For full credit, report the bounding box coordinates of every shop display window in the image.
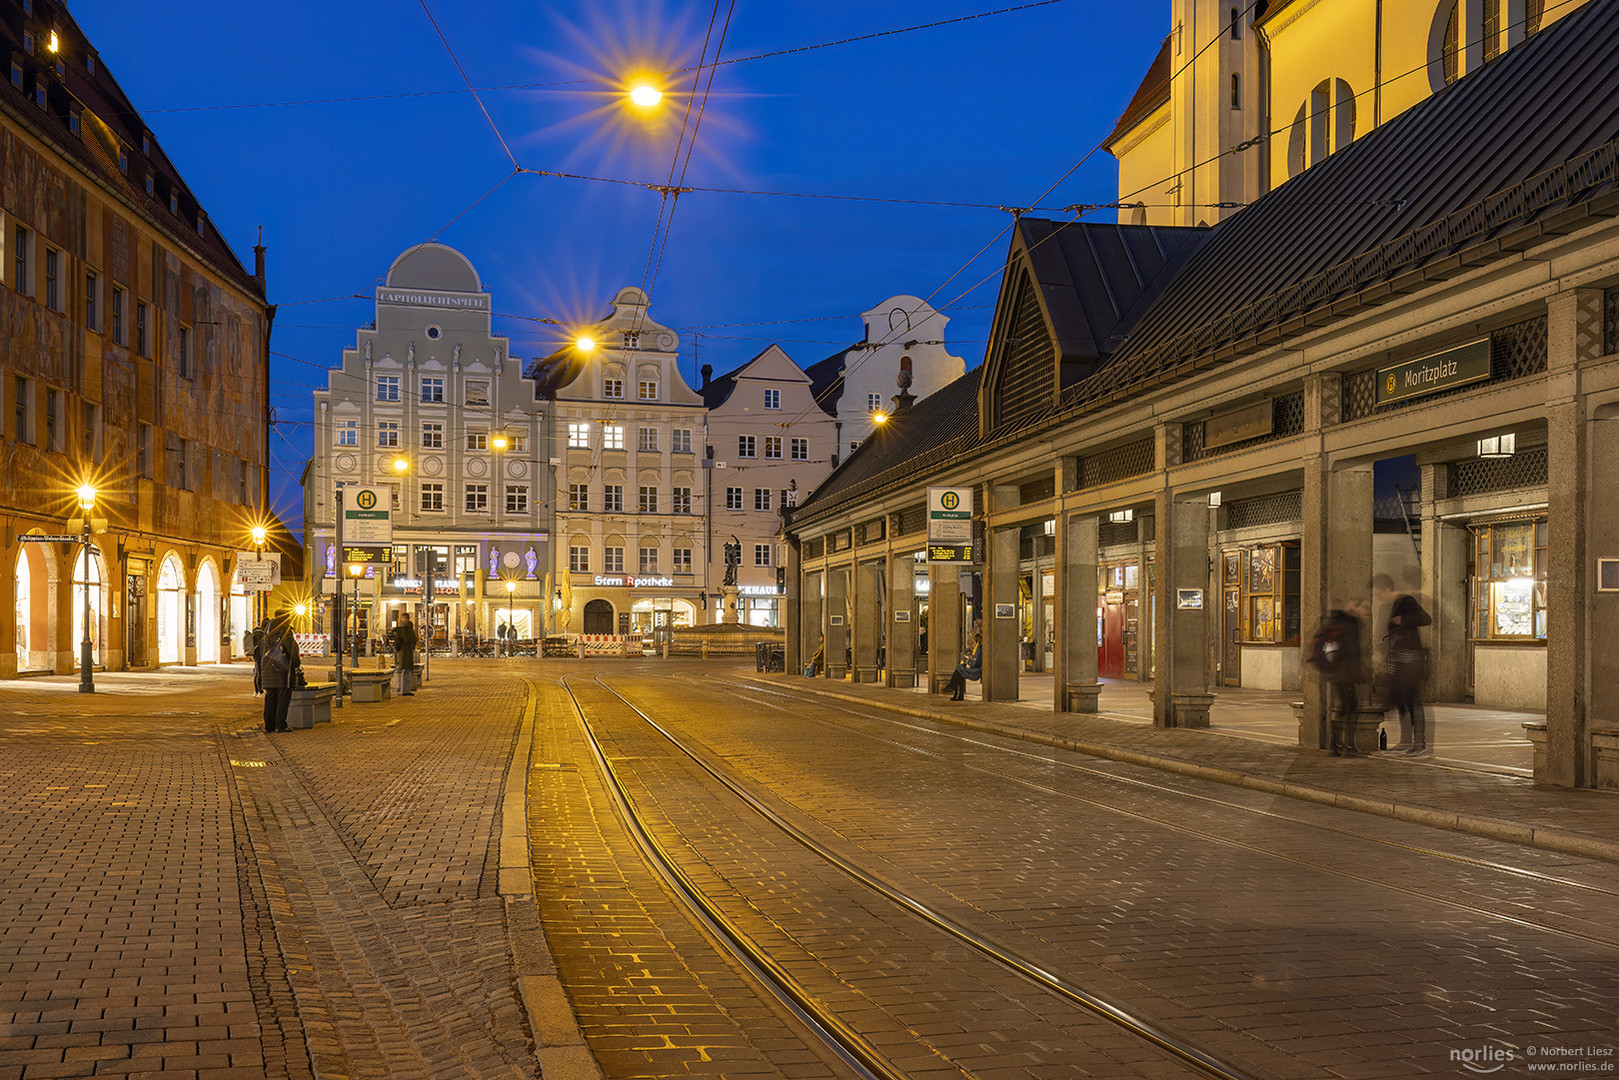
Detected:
[1232,542,1301,643]
[1470,521,1547,640]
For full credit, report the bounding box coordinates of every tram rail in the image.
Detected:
[558,673,1265,1080]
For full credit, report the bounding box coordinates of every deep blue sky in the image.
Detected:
[69,0,1168,524]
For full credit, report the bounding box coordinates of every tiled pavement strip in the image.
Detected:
[734,671,1619,864]
[0,661,598,1080]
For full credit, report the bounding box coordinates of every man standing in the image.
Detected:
[1385,566,1432,755]
[1308,599,1368,756]
[254,610,303,733]
[394,613,419,697]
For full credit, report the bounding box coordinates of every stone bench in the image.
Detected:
[1523,721,1548,779]
[287,683,337,729]
[348,669,393,703]
[1334,707,1387,754]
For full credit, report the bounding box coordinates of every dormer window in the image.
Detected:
[141,132,151,156]
[118,146,128,173]
[23,32,35,54]
[169,191,178,215]
[86,53,96,76]
[68,108,80,135]
[34,82,45,109]
[145,173,154,196]
[10,61,20,89]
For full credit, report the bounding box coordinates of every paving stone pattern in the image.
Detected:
[566,679,1211,1080]
[524,678,846,1080]
[0,664,537,1080]
[605,666,1619,1080]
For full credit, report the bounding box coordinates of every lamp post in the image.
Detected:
[250,524,268,632]
[348,562,364,661]
[76,484,96,694]
[504,579,516,657]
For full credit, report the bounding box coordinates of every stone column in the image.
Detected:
[928,564,962,695]
[887,553,916,687]
[801,568,822,672]
[1152,495,1213,726]
[1420,464,1470,704]
[851,560,881,682]
[983,522,1021,702]
[1543,288,1602,787]
[784,537,802,674]
[824,566,848,679]
[1060,511,1101,712]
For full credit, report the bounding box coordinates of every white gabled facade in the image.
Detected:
[542,287,708,639]
[304,244,553,650]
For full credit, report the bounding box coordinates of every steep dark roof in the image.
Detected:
[1066,0,1619,411]
[803,345,858,413]
[1104,35,1171,152]
[701,366,739,409]
[791,368,985,520]
[1018,218,1211,369]
[794,0,1619,525]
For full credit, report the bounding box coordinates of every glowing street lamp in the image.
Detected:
[250,524,269,630]
[502,579,517,657]
[575,335,596,353]
[628,84,663,109]
[77,484,96,694]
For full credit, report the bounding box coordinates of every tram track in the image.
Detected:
[709,675,1619,952]
[559,673,1266,1080]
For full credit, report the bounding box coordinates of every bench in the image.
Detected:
[349,669,393,703]
[1589,727,1619,789]
[287,683,338,729]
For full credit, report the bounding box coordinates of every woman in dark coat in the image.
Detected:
[943,633,982,701]
[254,611,304,733]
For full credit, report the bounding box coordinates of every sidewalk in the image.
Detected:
[752,669,1619,864]
[0,662,575,1080]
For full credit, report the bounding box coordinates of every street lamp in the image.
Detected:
[250,524,268,630]
[77,484,96,694]
[628,84,662,108]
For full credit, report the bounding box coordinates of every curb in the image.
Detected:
[499,682,603,1080]
[736,675,1619,866]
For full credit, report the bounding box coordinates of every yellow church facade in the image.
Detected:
[1107,0,1586,226]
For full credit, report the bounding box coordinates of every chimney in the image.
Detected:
[700,363,712,390]
[253,226,266,284]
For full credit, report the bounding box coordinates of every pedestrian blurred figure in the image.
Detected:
[806,636,824,677]
[1384,565,1432,755]
[255,609,303,733]
[394,613,419,697]
[943,632,982,702]
[1308,599,1368,756]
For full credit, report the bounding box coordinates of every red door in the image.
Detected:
[1098,602,1125,679]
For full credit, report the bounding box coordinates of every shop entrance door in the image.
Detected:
[127,573,147,668]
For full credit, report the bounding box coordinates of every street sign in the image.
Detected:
[928,486,974,562]
[342,486,393,544]
[20,534,77,543]
[237,553,282,591]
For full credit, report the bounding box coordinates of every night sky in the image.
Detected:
[67,1,1169,525]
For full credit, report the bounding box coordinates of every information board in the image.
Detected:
[928,486,974,562]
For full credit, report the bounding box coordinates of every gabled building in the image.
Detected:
[804,295,965,462]
[700,343,837,626]
[2,0,274,676]
[530,287,706,640]
[305,244,552,650]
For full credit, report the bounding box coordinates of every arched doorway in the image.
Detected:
[157,556,184,664]
[71,544,106,669]
[583,599,615,635]
[14,542,50,673]
[196,560,220,663]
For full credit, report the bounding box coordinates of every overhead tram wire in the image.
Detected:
[771,0,1266,434]
[417,0,521,171]
[139,1,1078,116]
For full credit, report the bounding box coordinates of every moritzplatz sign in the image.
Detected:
[1375,338,1491,407]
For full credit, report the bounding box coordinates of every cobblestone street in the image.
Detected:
[4,660,1617,1079]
